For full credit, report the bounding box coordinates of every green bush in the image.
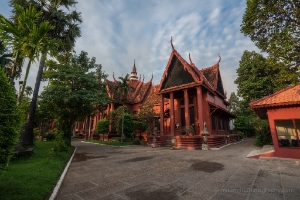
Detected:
[53,132,67,152]
[95,119,109,135]
[0,70,21,171]
[132,138,141,145]
[252,118,272,147]
[118,113,134,138]
[45,133,56,141]
[238,131,246,139]
[109,137,121,142]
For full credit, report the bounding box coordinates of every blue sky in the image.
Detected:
[0,0,260,97]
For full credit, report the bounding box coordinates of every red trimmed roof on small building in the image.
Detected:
[249,84,300,119]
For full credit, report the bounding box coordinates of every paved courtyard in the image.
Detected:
[56,138,300,200]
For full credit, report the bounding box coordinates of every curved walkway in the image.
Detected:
[56,138,300,200]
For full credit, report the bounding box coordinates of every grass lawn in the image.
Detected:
[86,139,137,146]
[0,141,74,200]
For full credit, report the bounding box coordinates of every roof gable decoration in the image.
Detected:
[200,55,226,98]
[157,37,202,92]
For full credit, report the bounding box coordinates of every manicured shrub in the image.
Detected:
[95,119,109,135]
[44,133,56,141]
[0,69,21,170]
[118,113,134,138]
[132,138,141,145]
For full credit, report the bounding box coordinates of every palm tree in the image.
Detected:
[16,5,55,104]
[0,5,54,96]
[116,74,134,143]
[0,41,12,72]
[10,0,82,145]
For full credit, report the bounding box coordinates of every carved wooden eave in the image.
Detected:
[157,39,202,93]
[160,82,202,94]
[200,55,226,99]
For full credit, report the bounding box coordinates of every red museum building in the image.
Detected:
[75,39,239,149]
[250,84,300,159]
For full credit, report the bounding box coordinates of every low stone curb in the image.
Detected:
[81,140,139,148]
[49,146,77,200]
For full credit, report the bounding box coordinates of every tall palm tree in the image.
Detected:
[116,74,134,143]
[0,5,54,95]
[0,41,12,72]
[11,0,82,145]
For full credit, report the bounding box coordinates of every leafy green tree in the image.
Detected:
[0,68,21,171]
[116,74,134,142]
[137,104,157,134]
[95,119,109,135]
[252,117,272,147]
[241,0,300,71]
[107,106,131,132]
[39,51,108,145]
[233,116,255,137]
[10,0,82,146]
[118,113,134,139]
[0,40,12,72]
[235,51,274,103]
[228,92,241,116]
[134,120,147,140]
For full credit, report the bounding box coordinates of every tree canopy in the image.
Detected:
[241,0,300,71]
[39,51,108,145]
[235,50,298,104]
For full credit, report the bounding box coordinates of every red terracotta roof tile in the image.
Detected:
[104,78,152,104]
[142,84,161,105]
[249,84,300,108]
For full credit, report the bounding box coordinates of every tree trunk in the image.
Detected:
[121,104,124,143]
[18,60,31,105]
[22,55,45,146]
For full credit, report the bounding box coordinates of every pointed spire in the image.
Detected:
[189,53,193,65]
[132,59,137,73]
[113,72,116,82]
[170,36,174,50]
[150,73,153,82]
[129,59,138,80]
[218,54,221,63]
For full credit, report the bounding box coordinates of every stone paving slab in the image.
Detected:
[56,138,300,200]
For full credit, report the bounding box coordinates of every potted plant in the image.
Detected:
[95,119,109,140]
[182,126,195,136]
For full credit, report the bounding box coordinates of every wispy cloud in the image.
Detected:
[0,0,261,97]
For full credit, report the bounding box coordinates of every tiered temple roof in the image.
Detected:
[156,37,226,99]
[106,38,228,106]
[104,61,153,104]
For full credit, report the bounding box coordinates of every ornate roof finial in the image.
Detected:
[132,59,137,73]
[129,59,138,80]
[218,54,221,63]
[170,36,174,50]
[113,72,116,82]
[150,73,153,82]
[189,53,193,65]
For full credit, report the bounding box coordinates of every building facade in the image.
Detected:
[75,40,238,149]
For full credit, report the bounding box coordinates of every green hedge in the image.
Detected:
[0,70,21,171]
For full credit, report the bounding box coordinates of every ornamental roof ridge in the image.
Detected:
[157,38,202,92]
[200,55,221,91]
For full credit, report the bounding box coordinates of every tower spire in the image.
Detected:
[129,59,138,80]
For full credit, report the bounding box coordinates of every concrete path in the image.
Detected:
[56,138,300,200]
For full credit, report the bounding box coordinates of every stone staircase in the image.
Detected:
[162,136,175,147]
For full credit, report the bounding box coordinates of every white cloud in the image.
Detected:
[0,0,261,98]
